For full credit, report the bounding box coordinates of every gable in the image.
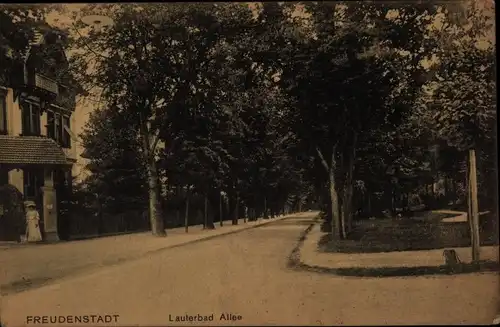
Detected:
[26,30,70,83]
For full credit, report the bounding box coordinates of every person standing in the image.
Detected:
[24,201,42,243]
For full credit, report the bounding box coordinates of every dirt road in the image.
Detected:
[1,212,498,326]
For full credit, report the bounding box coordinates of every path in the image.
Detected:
[434,209,490,223]
[1,212,498,326]
[0,216,287,295]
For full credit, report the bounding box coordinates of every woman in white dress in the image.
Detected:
[25,201,43,243]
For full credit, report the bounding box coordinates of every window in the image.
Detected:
[24,169,43,199]
[21,101,41,136]
[0,92,6,134]
[46,109,71,148]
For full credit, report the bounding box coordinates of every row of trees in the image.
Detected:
[72,2,495,239]
[3,2,493,239]
[70,4,315,235]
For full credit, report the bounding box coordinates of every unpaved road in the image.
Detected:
[1,212,498,326]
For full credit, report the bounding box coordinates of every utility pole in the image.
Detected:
[468,149,480,262]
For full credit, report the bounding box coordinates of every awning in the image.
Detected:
[0,135,71,166]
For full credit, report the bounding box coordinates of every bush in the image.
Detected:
[0,184,24,241]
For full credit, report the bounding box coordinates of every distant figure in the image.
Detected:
[24,201,42,243]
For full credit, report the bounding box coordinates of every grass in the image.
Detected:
[318,211,499,254]
[288,212,500,278]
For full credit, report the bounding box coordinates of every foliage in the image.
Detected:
[66,2,495,239]
[260,2,447,237]
[80,107,147,213]
[1,5,46,81]
[414,2,496,151]
[0,5,68,82]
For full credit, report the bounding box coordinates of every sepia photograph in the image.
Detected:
[0,1,497,325]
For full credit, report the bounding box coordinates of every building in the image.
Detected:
[0,24,78,241]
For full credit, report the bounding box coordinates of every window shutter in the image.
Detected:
[21,102,31,135]
[62,115,71,147]
[0,93,6,134]
[32,106,41,135]
[55,113,61,141]
[47,110,55,139]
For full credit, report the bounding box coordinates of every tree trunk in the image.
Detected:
[450,178,457,202]
[345,137,356,234]
[367,192,371,216]
[204,192,208,229]
[206,191,215,229]
[219,191,223,227]
[391,187,397,216]
[342,181,354,237]
[243,200,247,223]
[316,145,341,239]
[97,198,104,235]
[147,163,166,237]
[232,191,239,225]
[264,197,268,219]
[185,188,190,233]
[338,151,346,238]
[468,149,480,262]
[226,194,230,221]
[329,167,341,240]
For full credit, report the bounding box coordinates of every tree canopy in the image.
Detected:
[67,2,496,237]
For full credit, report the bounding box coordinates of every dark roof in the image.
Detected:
[0,135,70,166]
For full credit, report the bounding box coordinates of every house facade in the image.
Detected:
[0,25,77,241]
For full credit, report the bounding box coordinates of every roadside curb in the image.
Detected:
[288,220,500,278]
[287,217,318,270]
[1,214,297,296]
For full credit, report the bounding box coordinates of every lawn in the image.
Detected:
[319,211,499,253]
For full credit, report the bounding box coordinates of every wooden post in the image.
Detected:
[219,191,223,227]
[469,149,480,262]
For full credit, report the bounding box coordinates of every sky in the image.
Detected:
[42,1,495,182]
